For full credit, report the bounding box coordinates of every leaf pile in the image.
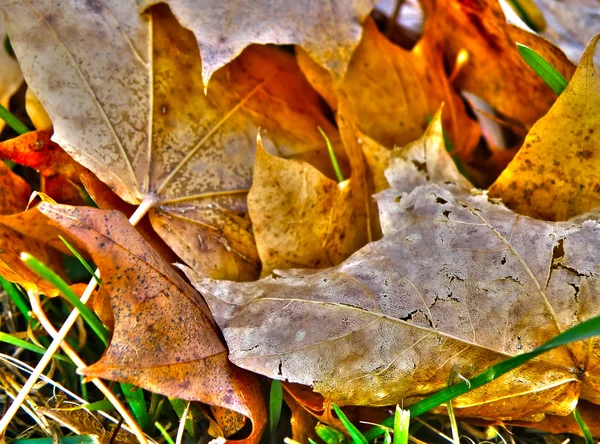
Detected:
[1,0,600,442]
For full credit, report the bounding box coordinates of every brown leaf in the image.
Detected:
[0,129,86,205]
[187,115,600,421]
[297,18,480,155]
[283,391,319,444]
[39,203,266,442]
[248,137,365,276]
[421,0,575,128]
[3,1,346,281]
[489,34,600,221]
[137,0,376,86]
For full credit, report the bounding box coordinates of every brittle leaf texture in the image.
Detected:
[138,0,376,87]
[2,0,345,281]
[187,113,600,421]
[489,33,600,221]
[39,203,266,442]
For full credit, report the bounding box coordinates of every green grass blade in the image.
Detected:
[0,274,31,322]
[383,429,392,444]
[308,439,319,444]
[21,252,109,347]
[120,383,149,431]
[318,126,345,183]
[269,379,283,443]
[573,409,594,444]
[333,404,368,444]
[364,315,600,441]
[393,406,409,444]
[0,103,30,135]
[82,399,116,412]
[316,423,347,444]
[58,235,101,284]
[170,398,200,440]
[0,331,72,364]
[517,43,568,95]
[155,421,175,444]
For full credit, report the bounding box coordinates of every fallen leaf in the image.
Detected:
[0,16,23,134]
[137,0,376,86]
[421,0,575,128]
[0,129,86,205]
[489,34,600,221]
[0,160,64,296]
[187,116,600,421]
[2,1,346,281]
[297,18,480,155]
[0,154,30,214]
[39,203,266,442]
[248,137,365,276]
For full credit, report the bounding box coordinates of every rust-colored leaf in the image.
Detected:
[421,0,575,128]
[0,129,86,205]
[39,203,266,442]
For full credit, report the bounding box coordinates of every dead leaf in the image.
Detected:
[187,115,600,421]
[0,129,86,205]
[0,16,23,134]
[489,34,600,221]
[138,0,376,86]
[2,1,346,282]
[297,18,480,155]
[0,155,29,214]
[38,203,266,442]
[283,391,319,444]
[421,0,575,128]
[248,137,364,276]
[0,160,64,296]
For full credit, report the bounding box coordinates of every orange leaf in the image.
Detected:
[39,203,266,442]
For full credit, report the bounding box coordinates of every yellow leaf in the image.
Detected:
[489,34,600,220]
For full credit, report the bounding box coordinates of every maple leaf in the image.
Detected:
[2,1,346,281]
[421,0,575,128]
[187,113,600,421]
[138,0,376,87]
[489,34,600,221]
[297,17,480,156]
[38,203,266,442]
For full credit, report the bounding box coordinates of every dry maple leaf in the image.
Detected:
[2,0,346,282]
[187,113,600,421]
[38,203,266,442]
[248,137,363,276]
[297,17,480,156]
[421,0,575,128]
[489,34,600,221]
[138,0,376,87]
